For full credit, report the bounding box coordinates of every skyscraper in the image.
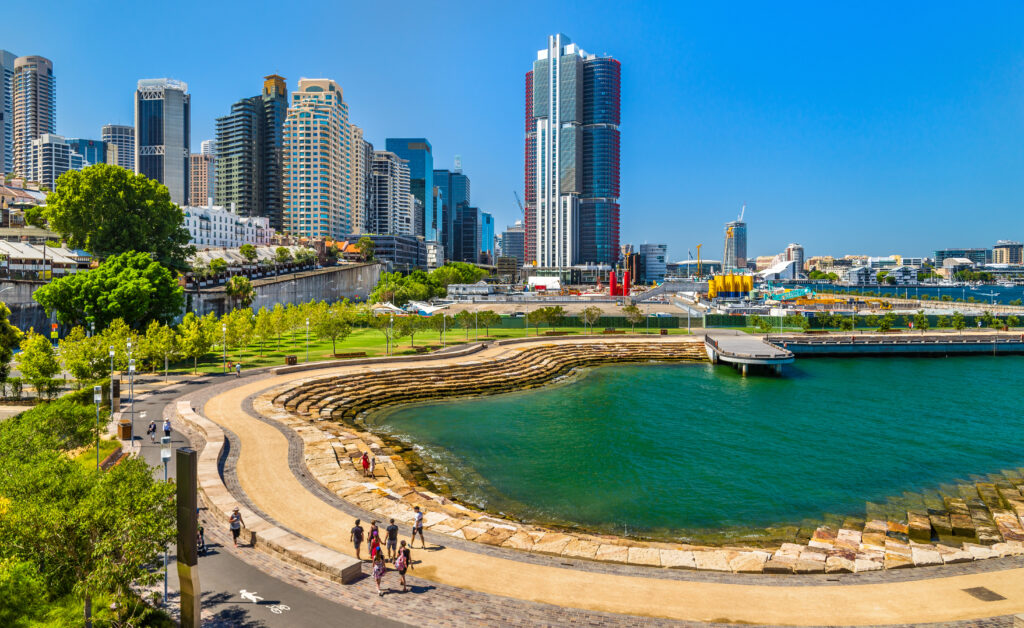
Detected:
[455,205,480,263]
[282,78,352,238]
[385,138,434,241]
[66,138,107,166]
[525,34,620,267]
[102,124,134,171]
[723,219,747,271]
[190,153,214,206]
[480,212,494,263]
[215,75,287,230]
[351,126,374,234]
[12,55,56,180]
[200,139,216,156]
[0,50,15,176]
[369,150,412,235]
[28,134,85,190]
[135,78,190,205]
[501,221,526,266]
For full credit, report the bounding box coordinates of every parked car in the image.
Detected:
[509,311,526,318]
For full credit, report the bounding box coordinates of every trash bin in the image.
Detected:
[285,355,298,366]
[659,328,668,335]
[117,419,132,440]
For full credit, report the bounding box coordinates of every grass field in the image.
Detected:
[72,438,120,469]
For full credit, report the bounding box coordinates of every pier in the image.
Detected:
[704,333,794,375]
[769,332,1024,357]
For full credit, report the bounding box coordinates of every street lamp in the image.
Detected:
[109,345,115,410]
[160,436,172,606]
[305,318,310,362]
[93,386,102,470]
[128,356,135,447]
[222,324,227,372]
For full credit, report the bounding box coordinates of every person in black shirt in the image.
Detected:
[350,519,365,560]
[385,518,399,560]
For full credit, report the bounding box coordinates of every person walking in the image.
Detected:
[162,418,171,440]
[396,540,413,593]
[235,362,242,377]
[368,455,376,477]
[385,518,399,561]
[147,420,157,443]
[360,452,370,477]
[412,506,426,548]
[372,552,387,597]
[229,507,245,547]
[350,519,365,560]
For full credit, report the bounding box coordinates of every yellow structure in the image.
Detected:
[707,274,753,298]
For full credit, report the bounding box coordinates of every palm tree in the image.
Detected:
[225,276,256,311]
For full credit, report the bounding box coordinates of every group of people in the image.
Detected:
[350,505,427,596]
[360,451,376,477]
[146,418,172,443]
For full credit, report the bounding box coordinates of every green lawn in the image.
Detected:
[72,438,120,469]
[164,326,692,374]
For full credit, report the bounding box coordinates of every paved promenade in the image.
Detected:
[194,337,1024,625]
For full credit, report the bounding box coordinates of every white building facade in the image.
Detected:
[183,203,273,249]
[28,134,85,189]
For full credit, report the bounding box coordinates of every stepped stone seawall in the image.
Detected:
[770,333,1024,356]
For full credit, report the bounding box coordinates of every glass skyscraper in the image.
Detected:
[525,34,620,267]
[385,138,434,241]
[433,167,470,261]
[723,220,748,271]
[101,124,135,171]
[135,78,190,205]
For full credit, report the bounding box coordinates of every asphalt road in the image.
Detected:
[126,374,403,628]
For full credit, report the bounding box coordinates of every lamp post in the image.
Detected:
[221,324,227,372]
[160,436,172,606]
[127,340,134,448]
[93,386,102,470]
[109,345,115,410]
[305,318,310,362]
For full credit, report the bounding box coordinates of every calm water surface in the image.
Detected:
[370,358,1024,537]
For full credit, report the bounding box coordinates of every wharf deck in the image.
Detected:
[704,333,794,375]
[770,332,1024,356]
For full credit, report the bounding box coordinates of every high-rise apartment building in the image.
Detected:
[385,138,434,241]
[28,134,85,190]
[525,34,620,267]
[369,150,412,235]
[784,243,805,272]
[723,220,748,271]
[480,212,494,263]
[282,78,351,239]
[993,241,1023,265]
[1,50,15,176]
[102,124,134,171]
[215,75,287,230]
[350,126,374,234]
[189,153,215,206]
[501,221,526,266]
[12,56,56,180]
[135,78,190,205]
[200,139,216,156]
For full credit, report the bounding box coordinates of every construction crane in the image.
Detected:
[513,191,525,215]
[696,243,703,278]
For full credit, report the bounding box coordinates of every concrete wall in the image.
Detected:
[0,280,50,332]
[190,263,382,317]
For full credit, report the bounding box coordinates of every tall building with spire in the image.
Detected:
[135,78,190,205]
[12,55,56,180]
[525,34,620,268]
[282,78,352,238]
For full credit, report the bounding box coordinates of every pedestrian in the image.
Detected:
[350,518,365,560]
[369,520,380,544]
[197,525,207,556]
[235,362,242,377]
[360,452,370,477]
[396,540,413,592]
[412,505,426,548]
[369,534,382,561]
[385,518,399,560]
[147,420,157,443]
[229,507,245,547]
[368,454,376,477]
[372,552,387,597]
[162,418,171,440]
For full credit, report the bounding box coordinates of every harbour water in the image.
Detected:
[371,357,1024,539]
[804,281,1024,305]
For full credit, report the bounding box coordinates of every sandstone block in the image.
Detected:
[910,546,942,566]
[561,538,600,559]
[627,547,662,567]
[825,555,855,573]
[595,544,630,563]
[854,558,883,572]
[729,551,769,573]
[660,549,697,569]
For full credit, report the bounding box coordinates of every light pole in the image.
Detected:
[93,386,102,470]
[222,324,227,372]
[305,318,310,362]
[127,340,134,448]
[109,345,115,410]
[160,436,172,606]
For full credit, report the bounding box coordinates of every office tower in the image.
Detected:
[351,126,374,234]
[200,139,216,156]
[215,75,287,230]
[282,78,351,238]
[525,34,620,267]
[455,205,480,263]
[433,166,470,259]
[638,243,667,283]
[369,150,412,235]
[66,138,107,166]
[501,221,526,266]
[190,153,214,205]
[135,78,190,205]
[480,212,494,263]
[28,134,85,190]
[723,219,747,271]
[1,50,15,175]
[385,138,434,240]
[12,55,56,179]
[102,124,135,171]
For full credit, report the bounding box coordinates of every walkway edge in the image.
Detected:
[174,400,363,584]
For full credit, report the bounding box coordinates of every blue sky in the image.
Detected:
[6,1,1024,260]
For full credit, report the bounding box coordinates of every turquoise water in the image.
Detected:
[370,358,1024,538]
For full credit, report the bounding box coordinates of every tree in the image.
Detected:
[225,308,255,363]
[546,306,566,331]
[622,304,644,333]
[356,236,375,261]
[58,326,109,384]
[0,558,47,625]
[428,313,453,346]
[454,310,475,339]
[838,316,855,332]
[369,271,435,307]
[239,243,257,263]
[275,246,293,264]
[253,307,274,356]
[225,275,256,310]
[527,308,547,336]
[953,311,966,333]
[936,315,950,329]
[580,306,602,334]
[18,333,60,399]
[1008,315,1020,329]
[478,310,501,337]
[270,303,288,350]
[396,316,424,347]
[312,302,353,354]
[209,257,228,276]
[33,251,185,330]
[177,312,215,373]
[913,310,929,332]
[371,314,399,354]
[141,320,177,376]
[41,164,194,270]
[429,262,489,294]
[877,312,896,332]
[0,303,22,390]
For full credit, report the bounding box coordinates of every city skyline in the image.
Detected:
[2,1,1023,259]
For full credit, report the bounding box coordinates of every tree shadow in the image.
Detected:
[204,606,271,628]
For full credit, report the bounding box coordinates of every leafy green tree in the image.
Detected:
[427,312,454,346]
[0,557,47,625]
[838,316,854,332]
[396,316,424,347]
[429,262,489,293]
[275,246,293,264]
[622,304,644,333]
[177,312,215,373]
[58,326,109,384]
[239,243,257,263]
[225,275,256,310]
[17,332,60,399]
[1008,315,1020,328]
[0,303,23,390]
[877,312,896,332]
[1011,299,1023,307]
[546,306,566,331]
[41,164,194,270]
[356,236,375,261]
[913,310,929,332]
[33,251,184,330]
[270,303,288,350]
[936,315,951,329]
[369,271,434,306]
[253,307,274,356]
[371,314,399,354]
[952,311,966,333]
[209,257,228,276]
[141,320,177,376]
[454,310,475,339]
[225,308,255,362]
[312,302,353,354]
[580,306,602,334]
[527,308,547,335]
[478,310,502,336]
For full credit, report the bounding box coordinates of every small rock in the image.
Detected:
[825,555,855,573]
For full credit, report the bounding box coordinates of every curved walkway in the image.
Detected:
[199,338,1024,625]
